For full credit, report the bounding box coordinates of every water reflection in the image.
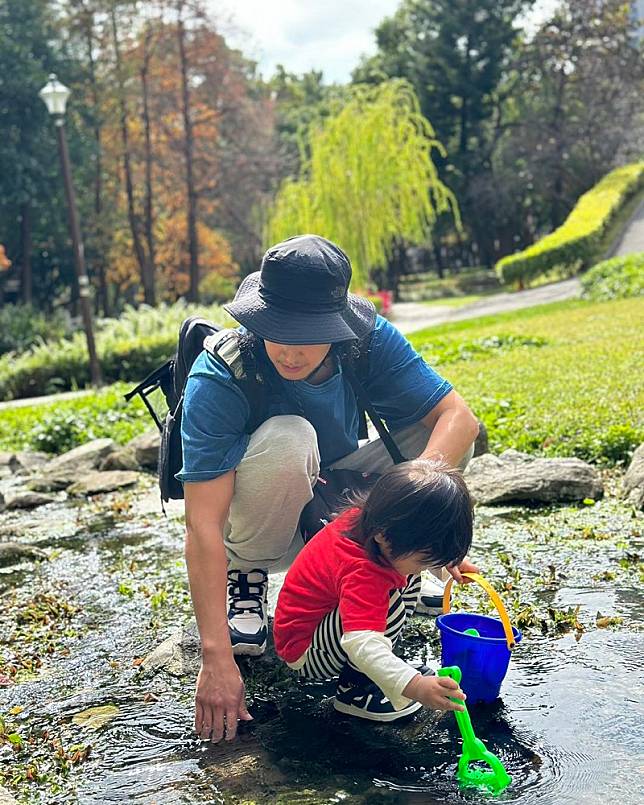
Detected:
[0,494,642,804]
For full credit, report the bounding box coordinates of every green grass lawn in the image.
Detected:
[0,383,152,454]
[0,297,640,465]
[408,297,643,465]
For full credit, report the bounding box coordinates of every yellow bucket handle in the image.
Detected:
[442,571,516,650]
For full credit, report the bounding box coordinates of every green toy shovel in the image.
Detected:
[437,665,511,794]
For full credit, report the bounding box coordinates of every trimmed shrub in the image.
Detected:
[580,252,644,301]
[0,301,234,401]
[496,162,644,286]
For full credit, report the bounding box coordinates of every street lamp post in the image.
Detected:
[39,74,102,387]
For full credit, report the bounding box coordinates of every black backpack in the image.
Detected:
[125,316,404,504]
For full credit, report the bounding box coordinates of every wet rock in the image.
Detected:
[0,786,18,805]
[0,452,19,478]
[14,451,50,474]
[127,429,160,469]
[473,420,488,457]
[46,438,116,474]
[99,447,139,472]
[623,443,644,509]
[464,449,604,504]
[66,470,141,497]
[5,491,56,510]
[141,621,200,677]
[28,470,78,492]
[0,541,48,565]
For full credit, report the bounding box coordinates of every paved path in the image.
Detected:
[391,277,581,334]
[0,388,94,411]
[610,197,644,257]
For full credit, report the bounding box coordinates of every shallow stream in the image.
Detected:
[0,475,642,804]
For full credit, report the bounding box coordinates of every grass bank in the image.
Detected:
[408,297,643,465]
[0,298,640,465]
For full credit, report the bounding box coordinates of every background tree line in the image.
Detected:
[0,0,642,311]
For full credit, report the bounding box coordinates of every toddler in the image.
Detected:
[273,460,473,721]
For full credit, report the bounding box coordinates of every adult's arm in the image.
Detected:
[418,389,479,467]
[184,471,252,741]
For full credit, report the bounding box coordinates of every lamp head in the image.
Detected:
[39,74,71,117]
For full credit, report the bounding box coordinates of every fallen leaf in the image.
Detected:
[132,657,144,667]
[72,705,119,730]
[9,705,24,715]
[143,692,158,703]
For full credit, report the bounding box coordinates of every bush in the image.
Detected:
[408,298,643,466]
[199,272,237,304]
[580,252,644,301]
[495,162,644,286]
[0,301,234,401]
[0,304,72,356]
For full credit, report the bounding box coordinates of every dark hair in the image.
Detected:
[345,460,473,569]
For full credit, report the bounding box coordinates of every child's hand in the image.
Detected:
[403,673,466,712]
[447,557,480,584]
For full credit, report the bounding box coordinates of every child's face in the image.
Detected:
[388,552,437,576]
[264,340,332,381]
[374,534,438,576]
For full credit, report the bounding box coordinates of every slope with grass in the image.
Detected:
[408,297,643,464]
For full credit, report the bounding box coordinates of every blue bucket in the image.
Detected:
[436,612,522,703]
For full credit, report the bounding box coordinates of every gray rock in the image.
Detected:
[464,449,604,504]
[66,470,141,497]
[46,438,116,474]
[28,471,78,492]
[473,420,489,457]
[623,443,644,509]
[0,541,48,565]
[0,786,18,805]
[99,447,139,472]
[141,621,200,678]
[127,429,160,469]
[5,491,55,510]
[0,452,19,477]
[14,451,50,474]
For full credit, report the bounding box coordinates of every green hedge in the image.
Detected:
[0,294,386,401]
[0,302,233,401]
[580,252,644,301]
[496,162,644,286]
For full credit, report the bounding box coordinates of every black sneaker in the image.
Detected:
[227,569,268,656]
[333,665,422,722]
[414,574,445,616]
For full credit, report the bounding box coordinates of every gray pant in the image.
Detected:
[224,415,473,572]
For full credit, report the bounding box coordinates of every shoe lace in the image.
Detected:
[227,569,268,616]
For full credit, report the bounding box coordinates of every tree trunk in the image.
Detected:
[110,8,153,305]
[141,23,157,306]
[19,202,32,304]
[177,5,200,302]
[82,3,110,316]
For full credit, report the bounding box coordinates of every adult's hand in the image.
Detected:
[447,557,480,584]
[194,659,252,742]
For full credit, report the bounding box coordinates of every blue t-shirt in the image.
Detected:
[177,316,452,483]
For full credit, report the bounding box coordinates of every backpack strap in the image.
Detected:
[343,361,406,465]
[203,329,268,434]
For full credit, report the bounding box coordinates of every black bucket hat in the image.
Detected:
[224,234,377,345]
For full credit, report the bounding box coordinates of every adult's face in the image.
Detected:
[264,340,332,381]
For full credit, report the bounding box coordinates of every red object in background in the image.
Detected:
[374,290,393,315]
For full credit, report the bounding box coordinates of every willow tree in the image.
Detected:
[266,80,459,289]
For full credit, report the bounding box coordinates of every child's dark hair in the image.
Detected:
[345,460,473,569]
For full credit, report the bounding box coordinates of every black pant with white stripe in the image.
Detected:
[296,573,422,680]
